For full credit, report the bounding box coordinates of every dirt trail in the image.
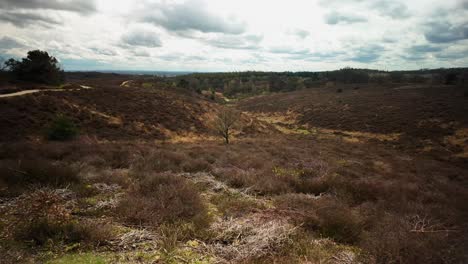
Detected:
[0,85,92,99]
[120,80,132,87]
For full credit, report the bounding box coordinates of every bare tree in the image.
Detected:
[213,107,240,144]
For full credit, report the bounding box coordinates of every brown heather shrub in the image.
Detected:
[359,214,463,264]
[130,149,187,175]
[15,219,113,248]
[275,195,364,244]
[213,166,333,195]
[211,192,264,218]
[9,189,113,247]
[117,173,210,228]
[181,158,211,172]
[84,168,130,188]
[0,159,80,196]
[252,171,296,195]
[212,167,257,189]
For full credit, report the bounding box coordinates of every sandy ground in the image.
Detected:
[0,85,92,98]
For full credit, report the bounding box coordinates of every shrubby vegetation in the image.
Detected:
[46,115,79,141]
[0,159,80,197]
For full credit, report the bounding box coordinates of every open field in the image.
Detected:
[0,75,467,263]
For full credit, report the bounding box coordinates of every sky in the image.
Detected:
[0,0,467,72]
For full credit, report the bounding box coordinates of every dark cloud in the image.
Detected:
[160,53,205,62]
[407,44,444,53]
[0,0,96,14]
[204,34,263,50]
[382,36,398,43]
[459,0,468,9]
[142,0,245,35]
[0,36,26,50]
[319,0,365,7]
[121,29,162,48]
[325,11,367,25]
[290,29,309,39]
[310,51,346,60]
[424,21,468,43]
[349,44,384,63]
[434,48,468,60]
[159,54,180,61]
[287,50,346,61]
[0,11,61,27]
[269,47,310,55]
[89,47,117,56]
[130,49,150,57]
[371,1,410,19]
[400,45,444,61]
[400,54,426,61]
[320,0,410,20]
[242,53,268,63]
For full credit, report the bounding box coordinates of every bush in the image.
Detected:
[130,150,187,175]
[275,195,364,244]
[16,217,113,248]
[0,160,80,196]
[359,214,460,264]
[46,115,79,141]
[10,189,113,247]
[314,200,363,244]
[117,173,210,228]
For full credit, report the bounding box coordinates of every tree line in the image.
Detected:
[171,67,468,98]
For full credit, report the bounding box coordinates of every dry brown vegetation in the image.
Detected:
[0,77,467,263]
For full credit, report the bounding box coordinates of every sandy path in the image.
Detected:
[0,85,92,98]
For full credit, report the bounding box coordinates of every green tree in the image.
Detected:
[6,50,65,85]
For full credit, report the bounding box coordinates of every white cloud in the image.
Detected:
[0,0,467,71]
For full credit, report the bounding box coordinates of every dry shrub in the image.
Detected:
[11,189,72,245]
[100,148,133,169]
[181,158,211,172]
[211,192,264,218]
[252,234,357,264]
[359,214,462,264]
[213,167,312,195]
[116,173,209,229]
[252,171,295,195]
[212,161,333,196]
[130,149,187,175]
[8,189,113,247]
[66,221,114,248]
[209,213,296,262]
[0,159,80,196]
[275,195,364,244]
[86,168,130,188]
[212,167,257,189]
[314,199,364,244]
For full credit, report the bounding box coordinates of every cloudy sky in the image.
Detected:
[1,0,467,71]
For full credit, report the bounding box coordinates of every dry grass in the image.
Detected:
[207,212,297,262]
